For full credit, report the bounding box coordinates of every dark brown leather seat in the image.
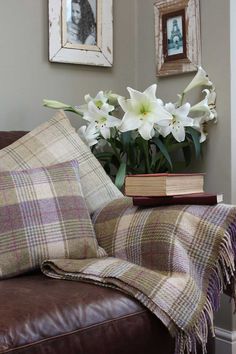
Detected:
[0,131,28,150]
[0,131,214,354]
[0,273,174,354]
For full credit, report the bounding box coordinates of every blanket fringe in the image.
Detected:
[176,225,236,354]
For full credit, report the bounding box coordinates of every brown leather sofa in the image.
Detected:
[0,132,213,354]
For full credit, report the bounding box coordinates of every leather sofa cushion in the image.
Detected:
[0,273,174,354]
[0,131,27,150]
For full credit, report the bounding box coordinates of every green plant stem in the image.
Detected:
[109,139,121,162]
[142,139,151,174]
[180,93,185,106]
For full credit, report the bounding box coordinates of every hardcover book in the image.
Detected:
[125,173,204,197]
[132,193,223,207]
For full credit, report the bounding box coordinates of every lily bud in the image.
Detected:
[183,67,213,94]
[43,100,73,109]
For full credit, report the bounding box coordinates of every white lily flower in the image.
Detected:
[85,91,108,107]
[105,91,124,107]
[183,67,213,94]
[207,89,217,122]
[77,91,115,114]
[77,125,99,147]
[192,89,217,143]
[190,89,217,121]
[159,103,194,142]
[157,98,164,106]
[83,101,121,139]
[118,84,172,140]
[190,89,214,119]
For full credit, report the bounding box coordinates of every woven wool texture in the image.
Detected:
[42,197,236,354]
[0,160,106,279]
[0,111,122,213]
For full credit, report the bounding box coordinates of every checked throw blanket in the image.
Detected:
[41,197,236,354]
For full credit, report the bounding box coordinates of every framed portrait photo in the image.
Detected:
[62,0,99,49]
[48,0,113,66]
[154,0,201,77]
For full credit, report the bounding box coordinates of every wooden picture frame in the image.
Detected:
[48,0,113,67]
[154,0,201,77]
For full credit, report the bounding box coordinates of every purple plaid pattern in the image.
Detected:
[0,160,106,279]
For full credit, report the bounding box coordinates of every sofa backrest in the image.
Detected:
[0,131,28,150]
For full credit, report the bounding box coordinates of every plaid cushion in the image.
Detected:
[0,111,122,213]
[0,160,106,279]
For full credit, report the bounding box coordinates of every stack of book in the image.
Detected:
[124,173,223,207]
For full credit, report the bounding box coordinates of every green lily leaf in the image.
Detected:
[152,137,173,170]
[109,137,123,150]
[115,162,127,189]
[120,131,136,165]
[120,131,132,148]
[94,152,114,161]
[167,141,189,153]
[186,127,201,159]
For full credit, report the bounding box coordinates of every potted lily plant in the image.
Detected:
[44,67,217,189]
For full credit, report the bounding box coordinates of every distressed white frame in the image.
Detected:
[154,0,201,77]
[49,0,113,66]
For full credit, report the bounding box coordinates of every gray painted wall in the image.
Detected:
[0,0,234,334]
[0,0,136,130]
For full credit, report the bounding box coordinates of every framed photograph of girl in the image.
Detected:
[154,0,201,77]
[65,0,98,48]
[48,0,113,67]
